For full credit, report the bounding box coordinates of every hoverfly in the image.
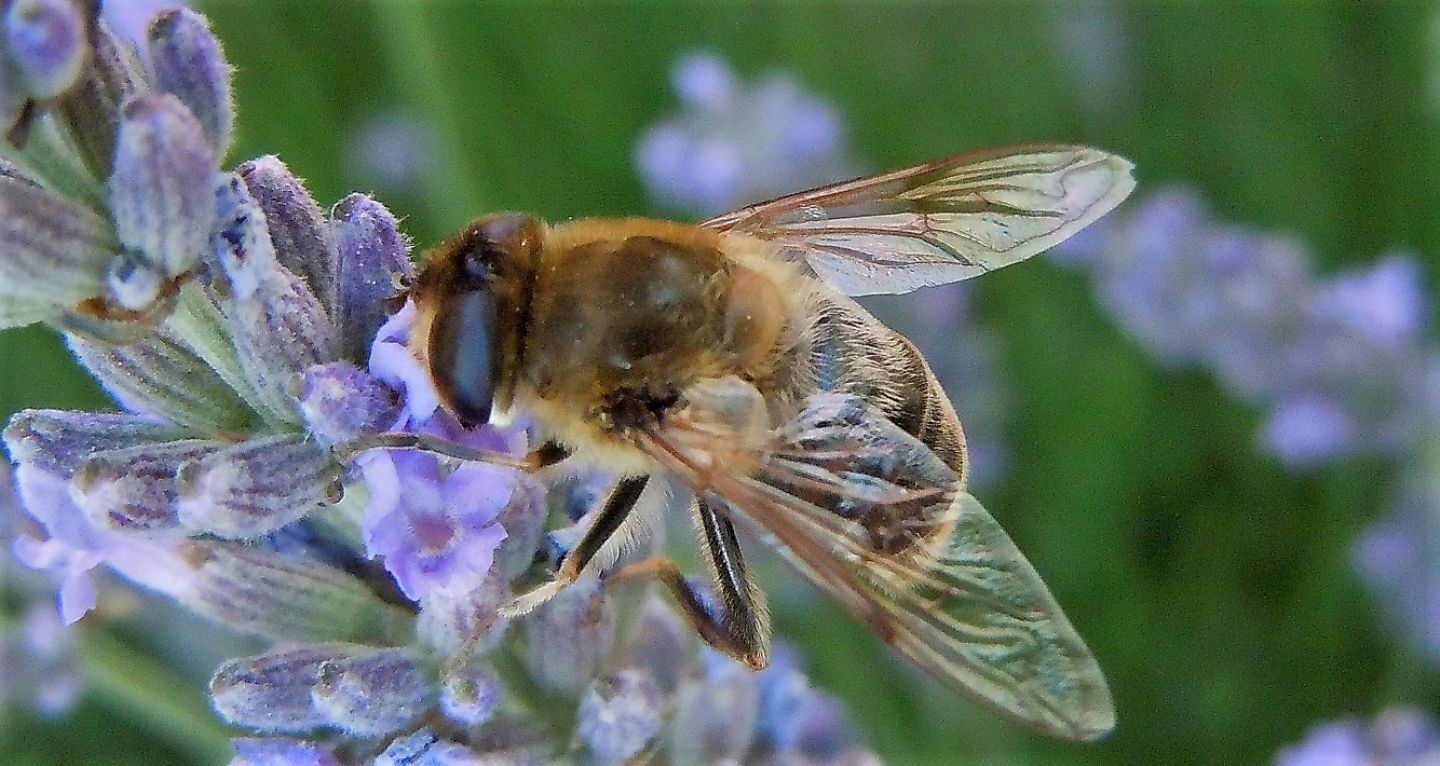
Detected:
[392,145,1134,740]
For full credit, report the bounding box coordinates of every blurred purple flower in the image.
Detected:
[1061,186,1432,468]
[636,51,856,217]
[1276,708,1440,766]
[11,462,193,623]
[344,110,438,198]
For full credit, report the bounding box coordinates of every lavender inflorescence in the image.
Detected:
[1054,189,1440,672]
[1,6,877,763]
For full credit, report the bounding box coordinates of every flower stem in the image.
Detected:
[78,628,233,765]
[366,1,489,230]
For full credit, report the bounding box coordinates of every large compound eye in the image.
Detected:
[429,288,497,426]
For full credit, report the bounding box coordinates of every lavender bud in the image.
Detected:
[577,669,663,764]
[669,653,759,765]
[438,665,499,727]
[239,156,339,316]
[311,648,433,737]
[331,193,411,362]
[184,539,413,644]
[211,644,362,733]
[67,331,257,435]
[230,738,341,766]
[56,20,142,177]
[415,568,510,656]
[147,8,233,157]
[0,174,119,311]
[3,409,188,475]
[376,729,485,766]
[177,434,341,538]
[620,594,694,692]
[523,579,616,694]
[3,0,88,100]
[211,175,337,426]
[110,92,219,279]
[70,438,220,534]
[297,361,398,446]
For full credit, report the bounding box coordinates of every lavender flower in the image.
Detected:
[1276,708,1440,766]
[1055,184,1440,665]
[1057,186,1433,468]
[2,12,881,763]
[636,51,856,217]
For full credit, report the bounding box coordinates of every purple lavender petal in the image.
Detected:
[358,445,512,601]
[369,301,441,424]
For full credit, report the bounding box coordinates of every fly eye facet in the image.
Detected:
[429,288,498,426]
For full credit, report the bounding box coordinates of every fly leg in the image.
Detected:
[610,498,770,670]
[503,475,649,615]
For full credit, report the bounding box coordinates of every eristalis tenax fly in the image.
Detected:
[377,145,1134,741]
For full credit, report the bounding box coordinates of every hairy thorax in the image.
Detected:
[513,218,802,473]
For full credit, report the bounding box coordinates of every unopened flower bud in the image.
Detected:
[239,156,338,316]
[3,0,88,100]
[184,539,413,644]
[177,434,340,538]
[311,648,433,737]
[297,362,398,446]
[210,176,337,426]
[523,579,616,695]
[147,8,234,157]
[109,92,219,279]
[578,669,663,764]
[331,193,411,362]
[3,409,189,475]
[669,651,759,765]
[70,438,220,534]
[211,644,363,733]
[438,665,499,727]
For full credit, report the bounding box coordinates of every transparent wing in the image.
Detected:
[635,383,1115,741]
[701,145,1135,295]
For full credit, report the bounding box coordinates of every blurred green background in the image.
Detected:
[3,2,1439,764]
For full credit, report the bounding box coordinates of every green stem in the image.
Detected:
[78,629,233,766]
[5,118,107,210]
[366,1,489,230]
